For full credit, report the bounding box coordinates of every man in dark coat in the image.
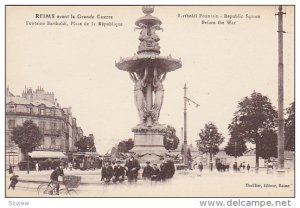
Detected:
[112,160,126,183]
[198,162,203,172]
[160,157,175,181]
[99,158,103,169]
[233,162,238,172]
[247,164,250,173]
[49,163,64,195]
[8,173,19,190]
[151,164,161,181]
[101,162,113,183]
[142,161,153,180]
[125,155,140,183]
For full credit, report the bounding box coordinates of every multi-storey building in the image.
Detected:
[5,86,84,169]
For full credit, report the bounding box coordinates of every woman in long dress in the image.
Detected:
[129,68,148,124]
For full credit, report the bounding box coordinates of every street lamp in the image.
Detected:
[209,128,213,172]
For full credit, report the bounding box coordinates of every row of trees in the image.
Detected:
[196,91,295,171]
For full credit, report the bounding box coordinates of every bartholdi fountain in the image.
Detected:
[115,6,182,163]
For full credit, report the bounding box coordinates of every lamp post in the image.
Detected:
[209,128,213,171]
[234,140,237,162]
[276,5,285,172]
[183,83,200,166]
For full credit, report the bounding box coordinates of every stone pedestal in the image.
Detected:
[130,125,167,163]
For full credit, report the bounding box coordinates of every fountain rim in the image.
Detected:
[115,54,182,73]
[135,15,162,27]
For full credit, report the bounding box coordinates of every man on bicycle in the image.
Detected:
[49,163,65,195]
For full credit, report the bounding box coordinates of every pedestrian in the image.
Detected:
[80,159,84,170]
[125,154,140,183]
[239,163,243,172]
[188,160,192,170]
[35,162,39,172]
[99,158,103,169]
[8,165,13,174]
[8,173,19,190]
[112,160,125,183]
[268,160,273,169]
[101,162,113,183]
[233,162,237,172]
[91,160,95,170]
[142,161,153,180]
[242,162,246,171]
[247,164,250,173]
[68,162,73,171]
[151,164,161,182]
[198,162,203,172]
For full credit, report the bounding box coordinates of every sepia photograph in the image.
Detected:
[5,5,295,198]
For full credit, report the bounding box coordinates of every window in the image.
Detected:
[50,109,55,116]
[50,137,56,149]
[8,120,15,129]
[39,121,45,130]
[50,122,58,130]
[39,109,45,115]
[8,105,15,112]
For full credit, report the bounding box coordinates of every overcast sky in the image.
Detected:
[6,6,294,154]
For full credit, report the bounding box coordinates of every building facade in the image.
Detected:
[5,86,83,169]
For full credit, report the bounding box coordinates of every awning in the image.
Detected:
[29,151,67,159]
[73,152,99,157]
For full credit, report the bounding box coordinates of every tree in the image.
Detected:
[117,138,134,154]
[259,129,277,159]
[196,122,224,170]
[11,120,43,174]
[224,136,247,159]
[225,119,247,158]
[229,91,277,172]
[285,102,295,151]
[163,125,180,150]
[75,135,96,152]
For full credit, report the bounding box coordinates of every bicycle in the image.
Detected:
[37,175,81,196]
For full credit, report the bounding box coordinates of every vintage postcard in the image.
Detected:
[5,5,295,198]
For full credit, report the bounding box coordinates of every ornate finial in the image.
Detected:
[142,6,154,15]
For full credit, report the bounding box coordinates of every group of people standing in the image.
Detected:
[233,162,251,172]
[101,155,175,184]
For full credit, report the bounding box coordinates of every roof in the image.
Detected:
[6,96,57,108]
[29,151,67,159]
